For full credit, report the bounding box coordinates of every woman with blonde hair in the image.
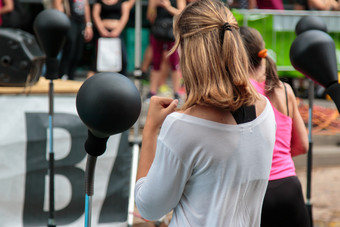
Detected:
[240,26,310,227]
[135,0,276,226]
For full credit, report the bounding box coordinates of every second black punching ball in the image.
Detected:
[290,30,340,112]
[295,16,327,35]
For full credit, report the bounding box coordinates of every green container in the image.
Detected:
[125,27,150,73]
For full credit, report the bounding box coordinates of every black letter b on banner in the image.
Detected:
[23,112,87,226]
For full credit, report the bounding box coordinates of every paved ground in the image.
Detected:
[296,166,340,227]
[294,135,340,227]
[293,99,340,226]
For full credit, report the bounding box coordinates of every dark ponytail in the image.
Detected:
[240,26,280,96]
[265,56,280,96]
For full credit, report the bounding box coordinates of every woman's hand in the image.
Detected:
[84,26,93,42]
[146,7,157,24]
[109,28,122,37]
[98,28,111,37]
[159,0,171,9]
[144,96,178,131]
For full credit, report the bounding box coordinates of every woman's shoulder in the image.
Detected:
[275,81,295,99]
[255,95,269,117]
[268,81,295,117]
[254,95,277,126]
[280,81,297,116]
[282,82,297,102]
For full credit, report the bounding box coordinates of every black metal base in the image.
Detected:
[306,203,313,227]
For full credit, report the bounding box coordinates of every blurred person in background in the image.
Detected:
[54,0,93,80]
[145,0,186,100]
[294,0,340,10]
[86,0,132,78]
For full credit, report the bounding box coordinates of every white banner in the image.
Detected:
[0,95,132,227]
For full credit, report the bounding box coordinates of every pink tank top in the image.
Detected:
[251,79,296,181]
[256,0,284,10]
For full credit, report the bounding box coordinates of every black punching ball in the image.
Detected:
[290,30,340,112]
[295,16,327,35]
[76,72,141,155]
[33,9,70,80]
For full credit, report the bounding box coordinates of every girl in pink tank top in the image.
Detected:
[241,26,310,227]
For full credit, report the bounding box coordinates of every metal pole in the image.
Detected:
[85,195,92,227]
[127,0,142,225]
[48,80,56,227]
[134,0,142,73]
[84,155,97,227]
[128,142,140,226]
[306,79,314,227]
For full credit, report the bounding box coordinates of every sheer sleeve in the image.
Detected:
[135,140,190,221]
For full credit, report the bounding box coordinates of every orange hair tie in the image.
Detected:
[258,49,268,58]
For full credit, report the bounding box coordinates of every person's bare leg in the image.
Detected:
[141,45,152,73]
[171,70,181,97]
[158,53,171,87]
[149,69,161,96]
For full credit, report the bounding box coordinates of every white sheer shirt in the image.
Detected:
[135,97,276,227]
